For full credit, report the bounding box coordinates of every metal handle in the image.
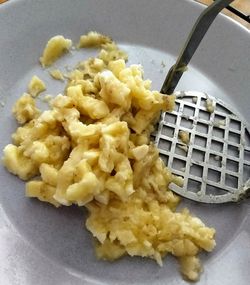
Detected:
[161,0,235,95]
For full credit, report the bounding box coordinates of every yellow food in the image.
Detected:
[179,256,203,281]
[2,32,216,281]
[78,31,112,48]
[42,94,53,103]
[179,130,190,144]
[40,35,72,67]
[12,93,40,124]
[26,180,60,207]
[28,75,46,97]
[3,144,38,180]
[49,69,64,81]
[206,98,215,113]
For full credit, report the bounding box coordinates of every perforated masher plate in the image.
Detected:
[153,91,250,203]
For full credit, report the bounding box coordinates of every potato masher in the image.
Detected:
[156,0,250,203]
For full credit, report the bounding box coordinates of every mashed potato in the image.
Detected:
[2,32,215,281]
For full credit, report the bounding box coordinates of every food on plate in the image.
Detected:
[2,32,216,281]
[179,130,190,144]
[42,94,53,103]
[177,144,188,153]
[40,35,72,67]
[78,31,112,48]
[49,69,64,81]
[213,119,226,128]
[12,93,40,124]
[205,98,215,113]
[28,75,46,97]
[179,256,202,281]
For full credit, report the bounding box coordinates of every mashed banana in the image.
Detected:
[49,69,64,81]
[40,35,72,67]
[78,31,112,48]
[2,32,215,281]
[179,130,190,144]
[12,93,40,124]
[28,75,46,97]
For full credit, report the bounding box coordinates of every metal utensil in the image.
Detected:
[157,0,250,203]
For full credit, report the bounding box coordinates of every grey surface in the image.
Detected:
[0,0,249,284]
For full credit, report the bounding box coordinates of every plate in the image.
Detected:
[0,0,249,284]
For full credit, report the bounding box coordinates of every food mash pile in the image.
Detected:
[2,32,215,281]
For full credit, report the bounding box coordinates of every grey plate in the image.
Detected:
[0,0,249,284]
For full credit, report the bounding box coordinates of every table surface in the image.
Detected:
[0,0,249,28]
[197,0,250,28]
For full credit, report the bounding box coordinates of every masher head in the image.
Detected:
[154,91,250,203]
